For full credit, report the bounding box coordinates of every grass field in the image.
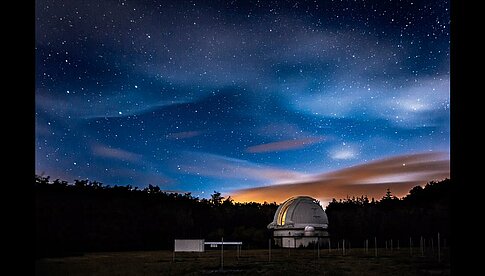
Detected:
[35,247,450,275]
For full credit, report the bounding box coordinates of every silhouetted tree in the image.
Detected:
[326,179,451,243]
[35,174,450,258]
[35,175,50,185]
[210,191,224,206]
[74,179,88,188]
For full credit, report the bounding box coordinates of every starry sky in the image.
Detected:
[35,0,450,203]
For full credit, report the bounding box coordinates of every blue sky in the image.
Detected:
[35,0,450,200]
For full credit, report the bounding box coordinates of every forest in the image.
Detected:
[325,179,451,246]
[35,176,451,258]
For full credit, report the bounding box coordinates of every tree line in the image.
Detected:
[35,175,450,258]
[35,175,277,258]
[325,178,451,246]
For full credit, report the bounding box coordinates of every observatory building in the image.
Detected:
[267,196,329,248]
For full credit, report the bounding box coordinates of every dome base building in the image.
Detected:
[267,196,329,248]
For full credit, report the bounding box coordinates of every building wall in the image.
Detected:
[274,237,330,248]
[282,237,296,248]
[272,229,329,248]
[273,229,328,237]
[174,239,205,252]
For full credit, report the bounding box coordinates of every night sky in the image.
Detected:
[35,0,450,203]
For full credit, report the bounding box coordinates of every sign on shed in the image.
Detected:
[174,239,205,252]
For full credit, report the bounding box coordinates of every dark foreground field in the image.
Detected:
[36,247,450,275]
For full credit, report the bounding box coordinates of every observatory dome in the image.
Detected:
[267,196,328,230]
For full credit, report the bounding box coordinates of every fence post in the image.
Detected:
[268,239,271,262]
[438,232,441,263]
[410,237,412,256]
[374,237,378,257]
[424,238,427,255]
[343,239,345,255]
[221,237,224,271]
[420,236,424,257]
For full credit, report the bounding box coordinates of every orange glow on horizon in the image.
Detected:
[231,152,450,206]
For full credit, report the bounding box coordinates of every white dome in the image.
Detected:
[304,226,315,232]
[267,196,328,230]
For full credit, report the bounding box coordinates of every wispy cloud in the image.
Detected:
[36,89,187,120]
[331,150,356,160]
[328,142,360,160]
[256,123,308,139]
[92,144,142,162]
[246,137,325,153]
[231,152,450,205]
[166,131,202,140]
[178,152,312,185]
